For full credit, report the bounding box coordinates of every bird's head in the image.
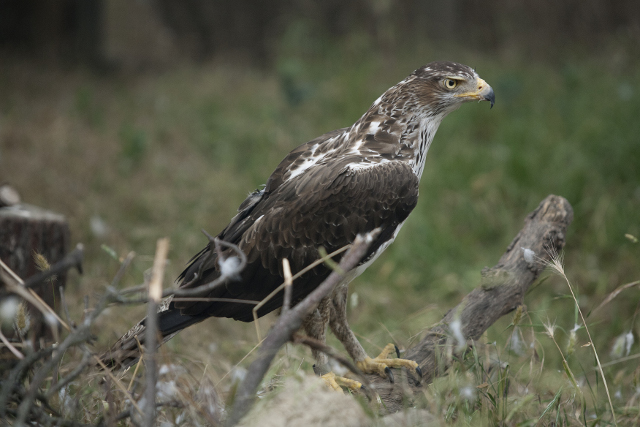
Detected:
[414,61,495,112]
[379,61,494,118]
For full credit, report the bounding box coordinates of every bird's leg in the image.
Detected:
[302,299,330,373]
[302,298,361,392]
[329,284,421,383]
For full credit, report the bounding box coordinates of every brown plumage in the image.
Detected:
[103,61,495,372]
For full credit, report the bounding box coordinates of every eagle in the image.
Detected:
[103,61,494,388]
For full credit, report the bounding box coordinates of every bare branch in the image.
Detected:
[291,333,373,393]
[227,229,379,426]
[360,195,574,413]
[282,258,293,313]
[143,238,169,427]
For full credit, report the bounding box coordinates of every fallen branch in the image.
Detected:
[364,194,574,413]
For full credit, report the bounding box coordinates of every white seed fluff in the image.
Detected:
[219,256,241,279]
[521,247,535,263]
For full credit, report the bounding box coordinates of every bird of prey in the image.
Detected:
[103,61,494,388]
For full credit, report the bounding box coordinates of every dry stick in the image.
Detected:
[107,400,184,425]
[215,337,266,387]
[0,328,24,359]
[15,322,94,424]
[0,346,55,419]
[360,195,574,414]
[116,235,246,299]
[251,244,351,341]
[7,251,141,423]
[143,238,169,427]
[227,230,378,427]
[91,252,146,417]
[44,350,92,400]
[282,258,293,313]
[0,259,71,332]
[3,250,143,421]
[291,333,372,392]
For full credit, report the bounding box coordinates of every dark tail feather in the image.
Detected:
[157,302,206,336]
[99,302,206,370]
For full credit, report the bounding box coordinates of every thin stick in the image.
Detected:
[172,297,259,304]
[215,337,266,386]
[59,286,73,328]
[0,328,24,359]
[93,356,144,416]
[45,350,92,399]
[291,334,372,392]
[228,231,377,426]
[251,244,351,341]
[0,265,71,332]
[128,359,143,391]
[282,258,293,313]
[143,238,169,427]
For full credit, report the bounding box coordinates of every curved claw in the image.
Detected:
[394,345,400,358]
[385,366,394,383]
[415,365,423,378]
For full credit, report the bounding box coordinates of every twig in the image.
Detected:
[291,333,373,393]
[115,236,246,300]
[44,350,93,400]
[227,230,378,426]
[251,244,352,341]
[282,258,293,313]
[59,285,74,329]
[15,324,93,424]
[0,328,24,359]
[104,400,184,425]
[0,260,71,332]
[0,346,55,419]
[143,238,169,427]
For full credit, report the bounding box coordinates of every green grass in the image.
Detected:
[1,40,639,424]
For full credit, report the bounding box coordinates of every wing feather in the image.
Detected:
[174,137,419,321]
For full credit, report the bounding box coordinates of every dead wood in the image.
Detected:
[365,194,574,413]
[227,231,378,427]
[0,203,71,343]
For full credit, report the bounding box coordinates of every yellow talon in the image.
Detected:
[335,376,363,391]
[356,343,422,382]
[320,372,362,393]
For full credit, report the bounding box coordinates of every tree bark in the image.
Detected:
[0,204,70,343]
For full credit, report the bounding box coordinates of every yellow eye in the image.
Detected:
[444,79,457,89]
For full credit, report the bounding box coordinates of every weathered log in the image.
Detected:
[0,204,70,343]
[367,194,574,413]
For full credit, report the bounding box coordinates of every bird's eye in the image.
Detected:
[444,79,457,89]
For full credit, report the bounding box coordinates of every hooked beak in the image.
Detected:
[455,78,495,109]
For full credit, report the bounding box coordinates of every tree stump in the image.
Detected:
[0,203,70,344]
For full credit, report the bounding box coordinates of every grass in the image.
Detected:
[1,37,639,424]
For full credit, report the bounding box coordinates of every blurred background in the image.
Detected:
[1,0,639,419]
